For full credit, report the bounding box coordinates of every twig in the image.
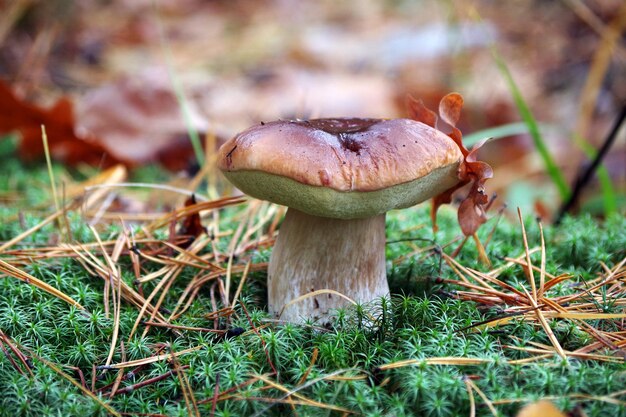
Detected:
[210,374,220,417]
[105,366,189,397]
[556,104,626,222]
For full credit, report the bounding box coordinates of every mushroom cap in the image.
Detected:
[218,118,463,219]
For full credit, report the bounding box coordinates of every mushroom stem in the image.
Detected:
[268,208,389,323]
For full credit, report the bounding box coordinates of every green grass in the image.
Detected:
[1,154,625,416]
[491,47,571,202]
[463,122,536,149]
[155,5,205,170]
[573,134,618,217]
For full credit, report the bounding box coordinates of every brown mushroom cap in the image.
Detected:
[218,118,463,219]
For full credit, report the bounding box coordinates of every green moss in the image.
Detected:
[1,160,625,416]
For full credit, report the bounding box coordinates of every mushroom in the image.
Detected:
[218,117,463,323]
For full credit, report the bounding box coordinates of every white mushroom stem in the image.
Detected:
[268,208,389,323]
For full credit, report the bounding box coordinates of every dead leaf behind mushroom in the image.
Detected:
[0,80,122,167]
[75,70,210,167]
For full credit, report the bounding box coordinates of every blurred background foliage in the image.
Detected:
[0,0,624,219]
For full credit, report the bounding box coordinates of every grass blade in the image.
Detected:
[463,122,531,147]
[573,133,618,216]
[491,47,570,200]
[153,1,205,168]
[41,125,60,214]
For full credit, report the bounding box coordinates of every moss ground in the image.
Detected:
[0,145,625,416]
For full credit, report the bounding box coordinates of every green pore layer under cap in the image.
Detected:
[222,163,460,219]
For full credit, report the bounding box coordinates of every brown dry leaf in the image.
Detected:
[406,94,438,128]
[174,195,206,248]
[409,93,493,236]
[155,132,217,173]
[458,195,485,236]
[460,139,493,182]
[430,182,464,232]
[438,92,464,127]
[458,141,494,235]
[0,80,122,167]
[516,400,566,417]
[75,70,209,168]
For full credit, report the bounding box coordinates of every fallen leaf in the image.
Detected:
[462,139,494,184]
[458,194,485,236]
[410,92,493,236]
[406,94,438,128]
[75,70,209,167]
[174,195,205,248]
[154,132,213,173]
[438,92,463,127]
[0,80,122,167]
[430,182,464,232]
